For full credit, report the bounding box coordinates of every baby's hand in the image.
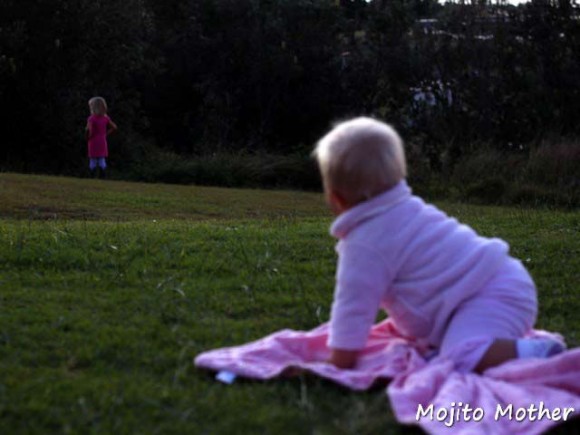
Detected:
[328,348,359,369]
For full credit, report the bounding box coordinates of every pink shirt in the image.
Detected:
[87,114,111,158]
[328,180,510,350]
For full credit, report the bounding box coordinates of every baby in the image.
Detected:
[313,117,565,373]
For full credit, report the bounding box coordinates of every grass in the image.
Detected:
[0,172,579,434]
[0,173,328,221]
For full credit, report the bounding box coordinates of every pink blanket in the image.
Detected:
[195,320,580,434]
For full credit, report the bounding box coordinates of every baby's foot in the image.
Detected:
[516,338,566,359]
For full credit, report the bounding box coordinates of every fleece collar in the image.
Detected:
[330,180,411,239]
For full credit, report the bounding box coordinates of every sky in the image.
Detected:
[364,0,532,3]
[442,1,531,3]
[437,1,531,3]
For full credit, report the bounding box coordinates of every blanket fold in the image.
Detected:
[194,319,580,434]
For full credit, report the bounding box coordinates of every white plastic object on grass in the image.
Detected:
[216,371,237,384]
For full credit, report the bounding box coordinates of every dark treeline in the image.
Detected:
[1,0,579,198]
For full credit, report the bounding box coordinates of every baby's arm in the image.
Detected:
[327,242,390,369]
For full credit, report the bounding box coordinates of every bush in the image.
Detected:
[525,141,580,188]
[463,178,507,204]
[113,140,580,209]
[507,184,580,209]
[452,149,526,186]
[124,149,322,191]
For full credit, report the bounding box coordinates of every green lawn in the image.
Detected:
[1,173,579,434]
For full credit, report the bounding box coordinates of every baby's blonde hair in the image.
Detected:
[88,97,108,116]
[313,117,407,206]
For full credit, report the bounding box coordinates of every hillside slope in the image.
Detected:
[0,173,328,221]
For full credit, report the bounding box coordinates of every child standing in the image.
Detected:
[313,117,565,373]
[86,97,117,179]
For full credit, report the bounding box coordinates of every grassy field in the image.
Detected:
[1,173,579,434]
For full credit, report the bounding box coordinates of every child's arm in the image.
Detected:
[85,122,90,140]
[326,242,390,369]
[107,119,118,135]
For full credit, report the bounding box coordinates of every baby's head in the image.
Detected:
[88,97,108,116]
[313,117,407,214]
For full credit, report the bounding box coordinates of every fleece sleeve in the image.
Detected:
[327,242,391,350]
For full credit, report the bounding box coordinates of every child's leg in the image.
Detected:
[475,336,565,372]
[89,158,97,177]
[474,339,516,372]
[440,301,528,372]
[439,259,544,372]
[97,158,107,179]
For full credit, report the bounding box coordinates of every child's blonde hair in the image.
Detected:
[313,117,407,206]
[88,97,108,116]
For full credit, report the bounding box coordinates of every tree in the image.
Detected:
[0,0,157,173]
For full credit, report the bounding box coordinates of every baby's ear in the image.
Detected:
[328,189,350,214]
